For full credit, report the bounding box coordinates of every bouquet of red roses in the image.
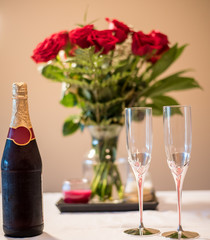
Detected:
[32,18,200,201]
[32,18,199,133]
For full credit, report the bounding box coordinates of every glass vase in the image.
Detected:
[83,125,128,202]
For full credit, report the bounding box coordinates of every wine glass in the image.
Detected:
[124,107,160,236]
[162,105,199,239]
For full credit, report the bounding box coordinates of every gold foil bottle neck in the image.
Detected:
[12,82,28,99]
[10,82,31,128]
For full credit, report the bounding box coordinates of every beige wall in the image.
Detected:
[0,0,209,192]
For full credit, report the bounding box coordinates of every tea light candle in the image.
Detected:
[62,179,92,204]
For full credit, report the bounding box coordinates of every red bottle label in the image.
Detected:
[7,126,35,146]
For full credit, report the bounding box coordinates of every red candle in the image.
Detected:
[62,179,91,204]
[63,189,92,203]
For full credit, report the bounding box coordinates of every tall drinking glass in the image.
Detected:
[125,107,160,236]
[162,105,199,239]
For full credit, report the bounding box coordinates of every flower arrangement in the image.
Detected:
[31,18,200,133]
[31,18,200,201]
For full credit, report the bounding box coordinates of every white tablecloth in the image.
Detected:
[0,191,209,240]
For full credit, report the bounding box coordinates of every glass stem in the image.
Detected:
[175,174,184,234]
[137,175,145,234]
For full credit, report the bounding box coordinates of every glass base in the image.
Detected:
[124,227,160,236]
[162,230,199,239]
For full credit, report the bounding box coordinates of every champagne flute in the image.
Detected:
[162,105,199,239]
[124,107,160,236]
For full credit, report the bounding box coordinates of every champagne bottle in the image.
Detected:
[1,82,44,237]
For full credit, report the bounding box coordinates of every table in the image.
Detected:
[0,191,209,239]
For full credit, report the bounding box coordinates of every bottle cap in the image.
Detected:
[12,82,28,98]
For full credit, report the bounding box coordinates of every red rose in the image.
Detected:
[132,31,157,56]
[106,18,130,43]
[31,31,69,63]
[149,30,169,63]
[132,31,169,63]
[69,25,93,48]
[132,30,169,63]
[87,29,118,54]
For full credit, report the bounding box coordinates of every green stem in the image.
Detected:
[89,125,124,201]
[90,161,124,201]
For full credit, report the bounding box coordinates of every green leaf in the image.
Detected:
[142,74,201,97]
[174,44,188,61]
[42,65,65,82]
[42,64,94,89]
[78,88,92,101]
[63,115,81,136]
[151,95,180,106]
[149,44,187,81]
[60,92,77,107]
[145,95,180,116]
[83,5,89,23]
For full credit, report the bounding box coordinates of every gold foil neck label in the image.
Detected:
[12,82,28,99]
[10,82,31,129]
[10,99,31,128]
